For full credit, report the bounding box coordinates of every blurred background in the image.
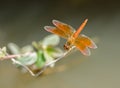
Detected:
[0,0,120,88]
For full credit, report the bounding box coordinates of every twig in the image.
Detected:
[11,58,36,76]
[0,54,20,60]
[4,53,36,76]
[0,52,33,61]
[0,46,75,77]
[34,46,75,77]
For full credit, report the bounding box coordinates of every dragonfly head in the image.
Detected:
[63,41,72,50]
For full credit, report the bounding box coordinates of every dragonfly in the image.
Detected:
[44,19,97,56]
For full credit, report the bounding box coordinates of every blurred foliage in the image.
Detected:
[0,34,63,73]
[0,47,7,59]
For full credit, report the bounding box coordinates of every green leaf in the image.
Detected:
[18,52,37,65]
[42,34,60,47]
[35,50,45,68]
[32,41,39,50]
[21,45,34,53]
[46,47,56,53]
[7,43,20,54]
[1,47,7,53]
[43,50,55,67]
[46,47,63,58]
[50,48,63,58]
[0,47,6,58]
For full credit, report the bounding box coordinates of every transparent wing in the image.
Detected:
[73,39,91,56]
[44,26,68,39]
[76,34,97,49]
[52,20,74,37]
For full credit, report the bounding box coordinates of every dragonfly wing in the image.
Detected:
[77,34,97,49]
[44,26,68,39]
[52,20,74,37]
[73,40,91,56]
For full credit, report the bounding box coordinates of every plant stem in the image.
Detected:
[0,54,20,60]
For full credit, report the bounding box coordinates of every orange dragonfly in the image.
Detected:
[44,19,97,56]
